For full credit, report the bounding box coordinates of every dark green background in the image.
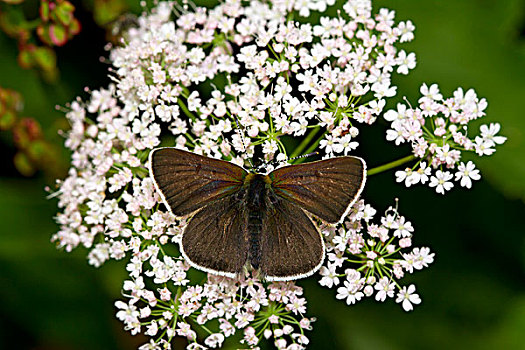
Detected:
[1,0,524,349]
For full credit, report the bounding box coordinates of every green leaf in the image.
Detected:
[69,17,81,35]
[49,23,67,46]
[33,46,56,71]
[93,0,128,26]
[13,151,35,176]
[0,4,28,36]
[0,109,17,130]
[39,0,50,21]
[16,48,34,68]
[2,0,25,5]
[54,0,75,26]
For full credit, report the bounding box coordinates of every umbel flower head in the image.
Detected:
[385,83,505,194]
[49,0,504,348]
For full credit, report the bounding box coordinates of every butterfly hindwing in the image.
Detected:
[149,148,247,217]
[269,157,366,224]
[260,196,324,281]
[181,193,249,277]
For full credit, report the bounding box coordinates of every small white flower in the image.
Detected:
[413,247,435,268]
[395,168,412,187]
[419,83,442,102]
[204,333,225,348]
[480,123,506,145]
[115,300,139,324]
[374,277,395,302]
[336,281,364,305]
[474,136,496,156]
[386,120,406,145]
[397,20,415,43]
[396,50,416,75]
[392,216,414,238]
[429,170,454,194]
[362,204,377,222]
[455,161,481,188]
[319,264,340,288]
[414,162,432,184]
[395,284,421,311]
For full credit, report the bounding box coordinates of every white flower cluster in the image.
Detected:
[106,0,416,165]
[117,267,314,350]
[48,0,507,348]
[320,200,433,311]
[384,83,506,194]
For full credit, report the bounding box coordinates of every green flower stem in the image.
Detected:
[134,166,150,178]
[199,323,213,335]
[289,126,320,159]
[367,154,416,176]
[177,98,197,121]
[115,184,129,203]
[346,258,366,264]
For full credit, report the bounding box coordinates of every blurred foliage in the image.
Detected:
[0,87,67,177]
[0,0,81,80]
[92,0,128,26]
[0,0,524,349]
[0,0,136,178]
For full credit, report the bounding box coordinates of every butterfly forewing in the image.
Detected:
[261,197,325,281]
[269,157,366,224]
[149,148,247,217]
[181,194,249,277]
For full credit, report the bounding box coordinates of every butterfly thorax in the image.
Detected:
[245,174,270,210]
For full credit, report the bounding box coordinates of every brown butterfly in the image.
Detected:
[148,148,366,281]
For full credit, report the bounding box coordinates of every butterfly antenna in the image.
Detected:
[288,151,319,163]
[258,151,319,172]
[232,114,254,169]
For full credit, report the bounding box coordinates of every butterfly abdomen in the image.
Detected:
[247,210,263,269]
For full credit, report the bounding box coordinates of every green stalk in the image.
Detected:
[367,155,416,176]
[177,98,197,121]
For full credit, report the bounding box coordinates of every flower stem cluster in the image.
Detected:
[320,200,433,311]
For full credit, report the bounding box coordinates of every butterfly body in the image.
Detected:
[245,174,268,271]
[149,147,366,281]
